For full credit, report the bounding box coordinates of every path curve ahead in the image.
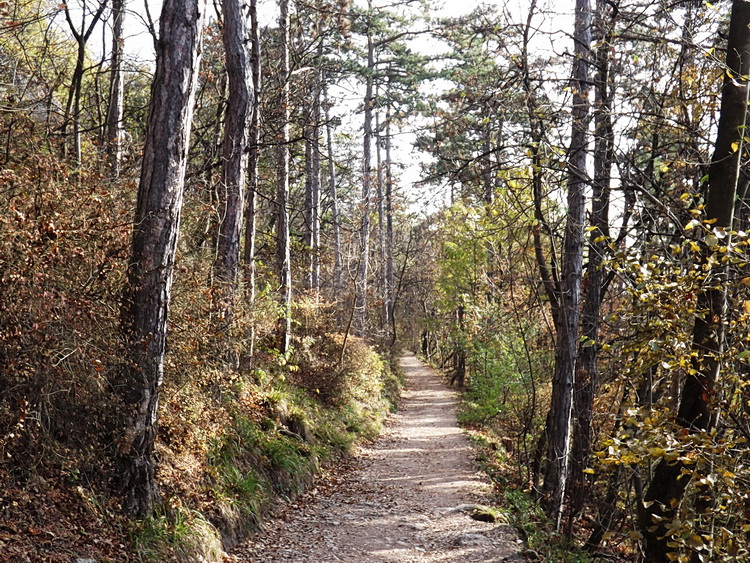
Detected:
[228,354,524,562]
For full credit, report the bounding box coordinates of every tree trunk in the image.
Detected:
[354,3,374,338]
[385,108,395,346]
[543,0,590,530]
[119,0,207,516]
[569,0,614,522]
[522,0,561,325]
[213,0,253,328]
[105,0,126,177]
[311,70,321,296]
[452,304,466,388]
[324,81,343,311]
[243,0,261,362]
[304,118,314,285]
[376,99,387,338]
[641,1,750,559]
[303,54,322,296]
[244,0,260,297]
[62,2,107,169]
[276,0,292,353]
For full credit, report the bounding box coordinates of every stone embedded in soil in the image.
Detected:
[452,533,493,547]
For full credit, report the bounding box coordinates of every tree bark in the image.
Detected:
[354,2,374,337]
[214,0,254,327]
[452,304,466,388]
[385,107,395,346]
[376,98,388,337]
[119,0,207,516]
[303,46,322,296]
[521,0,561,325]
[569,0,614,521]
[543,0,590,530]
[276,0,292,353]
[324,81,344,311]
[243,0,260,306]
[311,69,322,296]
[641,1,750,559]
[62,1,107,169]
[105,0,126,178]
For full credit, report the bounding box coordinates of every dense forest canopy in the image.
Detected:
[2,0,750,561]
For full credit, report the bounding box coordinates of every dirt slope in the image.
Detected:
[228,354,526,563]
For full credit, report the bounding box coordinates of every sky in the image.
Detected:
[109,0,569,62]
[63,0,571,212]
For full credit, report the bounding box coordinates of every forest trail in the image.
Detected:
[228,354,525,562]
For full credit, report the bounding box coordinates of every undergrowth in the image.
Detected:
[131,331,402,561]
[428,342,592,563]
[464,428,592,563]
[0,138,402,561]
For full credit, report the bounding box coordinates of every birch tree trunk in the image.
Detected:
[119,0,207,516]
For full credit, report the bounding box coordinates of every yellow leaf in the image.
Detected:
[742,277,750,287]
[732,141,740,153]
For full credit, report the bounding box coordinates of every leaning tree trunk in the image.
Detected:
[213,0,254,327]
[119,0,207,516]
[542,0,590,531]
[105,0,126,177]
[641,1,750,559]
[276,0,292,353]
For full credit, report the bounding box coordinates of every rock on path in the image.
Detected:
[228,354,525,562]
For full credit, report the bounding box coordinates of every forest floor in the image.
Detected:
[227,354,527,563]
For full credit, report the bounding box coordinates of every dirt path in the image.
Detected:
[228,354,525,562]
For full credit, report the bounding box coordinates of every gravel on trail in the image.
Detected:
[227,354,526,563]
